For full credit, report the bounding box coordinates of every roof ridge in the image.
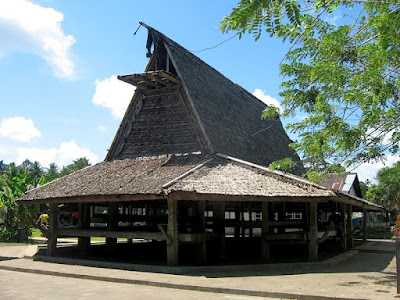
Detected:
[162,157,214,189]
[215,152,329,191]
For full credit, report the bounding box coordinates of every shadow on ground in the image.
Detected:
[33,239,395,279]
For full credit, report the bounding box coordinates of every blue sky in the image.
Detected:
[0,0,397,183]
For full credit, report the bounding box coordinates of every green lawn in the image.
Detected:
[30,228,128,242]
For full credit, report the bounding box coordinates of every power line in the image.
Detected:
[190,33,239,53]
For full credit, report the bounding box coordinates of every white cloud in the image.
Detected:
[0,0,75,78]
[98,125,106,132]
[252,89,282,113]
[351,155,400,184]
[0,117,41,142]
[16,140,99,168]
[92,75,136,119]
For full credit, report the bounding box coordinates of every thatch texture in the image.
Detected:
[18,152,381,211]
[167,157,333,198]
[164,36,305,175]
[107,24,305,175]
[18,154,208,203]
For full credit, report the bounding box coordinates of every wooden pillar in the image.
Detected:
[261,201,270,261]
[308,201,318,262]
[362,209,368,242]
[346,204,353,249]
[167,198,179,266]
[234,203,241,238]
[78,203,90,253]
[249,205,253,238]
[106,202,118,246]
[47,203,59,256]
[340,203,347,250]
[196,201,207,264]
[213,201,225,259]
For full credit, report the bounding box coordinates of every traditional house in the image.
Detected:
[18,23,381,266]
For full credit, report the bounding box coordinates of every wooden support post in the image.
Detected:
[106,202,118,246]
[167,198,179,266]
[78,203,90,254]
[346,204,353,249]
[196,201,207,264]
[47,203,59,256]
[308,201,318,262]
[213,201,226,260]
[261,201,270,261]
[340,203,347,251]
[249,205,253,238]
[362,209,368,242]
[234,203,240,238]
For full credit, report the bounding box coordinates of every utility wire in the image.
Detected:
[190,33,239,53]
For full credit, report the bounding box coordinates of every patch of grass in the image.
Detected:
[31,228,42,238]
[367,225,393,239]
[0,242,28,247]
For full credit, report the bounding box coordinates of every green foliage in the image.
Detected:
[269,158,297,173]
[221,1,400,173]
[365,161,400,212]
[359,179,371,199]
[0,167,38,242]
[60,157,91,177]
[0,157,91,242]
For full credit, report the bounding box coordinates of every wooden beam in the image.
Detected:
[346,204,353,249]
[57,228,211,243]
[213,201,225,259]
[167,191,330,203]
[106,202,118,246]
[78,203,90,253]
[266,232,308,241]
[145,73,174,87]
[47,203,59,256]
[261,201,270,261]
[308,201,318,262]
[340,203,347,251]
[158,71,181,85]
[20,193,166,205]
[362,209,368,242]
[167,198,179,266]
[196,201,207,264]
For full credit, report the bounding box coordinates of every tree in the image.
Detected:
[45,163,59,182]
[60,157,91,177]
[19,159,45,186]
[0,166,42,242]
[366,161,400,214]
[221,1,400,175]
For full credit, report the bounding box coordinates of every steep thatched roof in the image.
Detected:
[107,23,305,175]
[17,24,381,211]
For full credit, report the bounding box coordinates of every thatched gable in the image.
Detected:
[107,23,305,175]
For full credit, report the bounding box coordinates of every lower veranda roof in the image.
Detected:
[17,153,381,211]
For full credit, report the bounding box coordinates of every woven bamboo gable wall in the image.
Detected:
[110,86,205,160]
